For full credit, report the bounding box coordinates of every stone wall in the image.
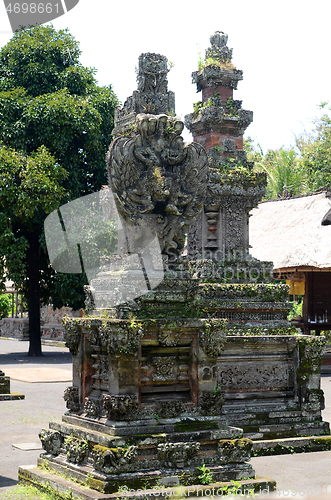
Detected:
[0,317,29,340]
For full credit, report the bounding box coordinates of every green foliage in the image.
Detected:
[224,97,239,116]
[0,483,63,499]
[0,24,87,97]
[288,300,303,320]
[296,103,331,190]
[193,97,215,118]
[257,148,308,199]
[245,104,331,198]
[0,145,67,227]
[197,54,235,71]
[197,464,213,484]
[222,480,248,496]
[0,293,11,319]
[0,145,67,301]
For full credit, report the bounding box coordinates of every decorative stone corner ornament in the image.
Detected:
[64,435,89,464]
[303,389,325,413]
[156,400,184,418]
[63,386,80,411]
[200,388,225,416]
[39,429,62,456]
[92,444,137,473]
[103,394,138,419]
[200,319,227,356]
[218,438,253,464]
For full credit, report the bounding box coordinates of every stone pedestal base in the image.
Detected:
[0,369,24,400]
[36,414,259,495]
[0,370,10,394]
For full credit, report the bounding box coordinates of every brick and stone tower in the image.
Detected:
[185,31,267,262]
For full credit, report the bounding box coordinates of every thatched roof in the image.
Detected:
[249,192,331,271]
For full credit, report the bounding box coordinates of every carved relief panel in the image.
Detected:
[139,330,198,406]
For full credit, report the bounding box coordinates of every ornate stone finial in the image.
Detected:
[205,30,233,63]
[136,53,168,92]
[112,52,175,137]
[210,31,228,47]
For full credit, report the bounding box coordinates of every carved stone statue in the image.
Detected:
[107,52,208,266]
[107,113,208,262]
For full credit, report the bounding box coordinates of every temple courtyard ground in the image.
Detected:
[0,337,331,499]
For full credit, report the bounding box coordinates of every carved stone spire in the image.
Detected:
[185,31,251,154]
[112,53,175,137]
[185,32,267,260]
[205,31,233,63]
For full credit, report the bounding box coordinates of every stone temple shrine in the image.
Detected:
[19,32,329,499]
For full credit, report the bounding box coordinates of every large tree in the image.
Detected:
[296,103,331,191]
[0,146,67,355]
[0,24,119,355]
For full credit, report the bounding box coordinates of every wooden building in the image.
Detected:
[249,189,331,334]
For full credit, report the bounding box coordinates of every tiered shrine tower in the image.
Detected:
[185,31,266,261]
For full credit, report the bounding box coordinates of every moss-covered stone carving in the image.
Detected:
[39,429,62,456]
[108,112,208,262]
[157,442,200,468]
[64,435,89,464]
[63,386,80,412]
[200,319,227,356]
[156,400,184,418]
[92,444,137,473]
[103,394,138,420]
[218,438,253,464]
[62,318,81,356]
[303,389,325,412]
[200,387,225,416]
[84,396,102,417]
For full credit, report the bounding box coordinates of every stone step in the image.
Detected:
[244,420,330,440]
[50,418,244,447]
[251,435,331,456]
[0,392,25,401]
[19,464,276,499]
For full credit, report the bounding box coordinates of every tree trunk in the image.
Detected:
[27,230,42,356]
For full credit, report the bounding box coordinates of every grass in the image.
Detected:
[0,484,62,500]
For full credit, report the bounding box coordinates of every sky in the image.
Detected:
[0,0,330,152]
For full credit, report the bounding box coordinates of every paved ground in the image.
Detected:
[0,338,71,495]
[1,337,331,499]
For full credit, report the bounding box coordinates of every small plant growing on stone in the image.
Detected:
[193,101,203,118]
[198,56,235,71]
[152,165,164,186]
[197,463,213,484]
[153,414,161,424]
[221,480,247,496]
[225,97,239,116]
[213,383,223,395]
